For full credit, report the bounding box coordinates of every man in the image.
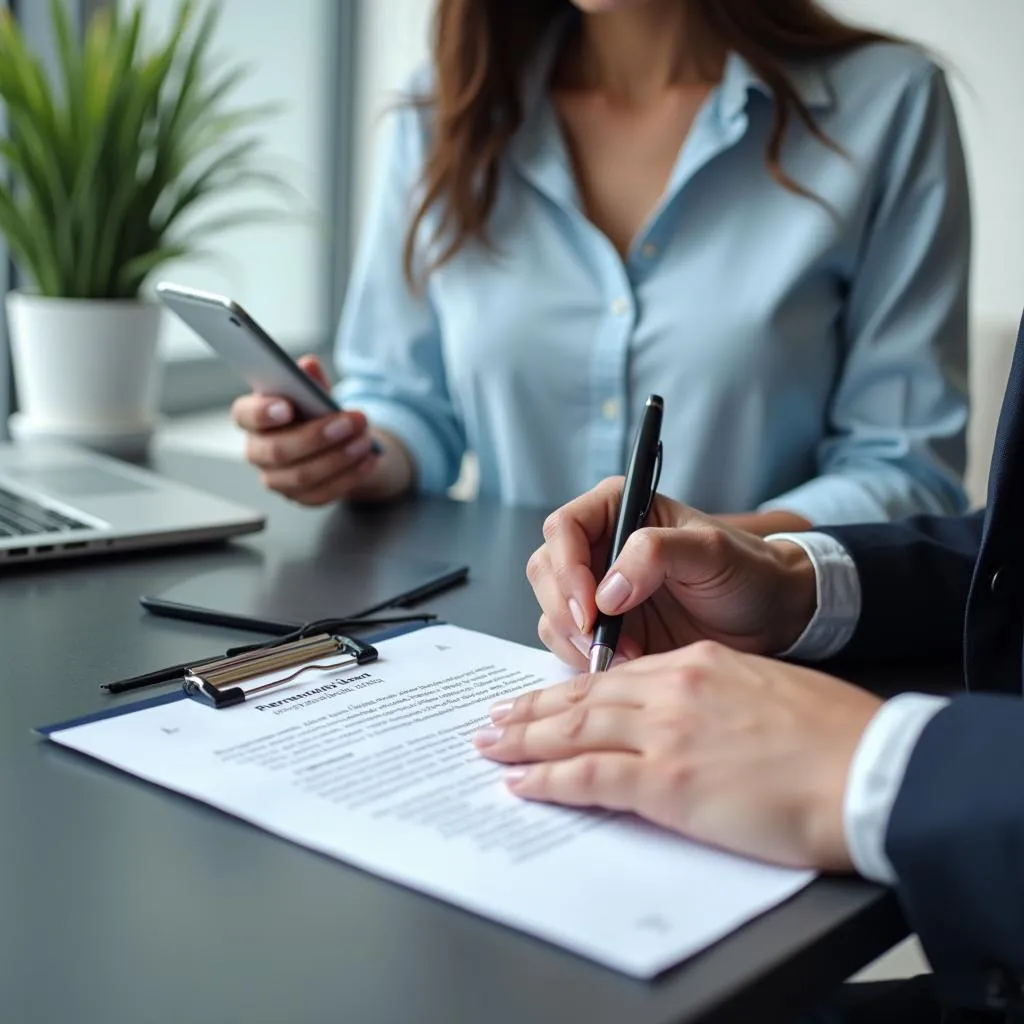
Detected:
[473,319,1024,1022]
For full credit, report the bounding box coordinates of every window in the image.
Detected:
[132,0,358,414]
[0,0,358,421]
[2,2,113,438]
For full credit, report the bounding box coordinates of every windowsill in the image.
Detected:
[154,409,246,461]
[159,334,322,363]
[156,338,334,418]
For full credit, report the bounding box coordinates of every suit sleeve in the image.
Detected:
[819,510,984,662]
[886,694,1024,1012]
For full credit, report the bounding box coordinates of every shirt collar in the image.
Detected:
[517,19,836,123]
[717,50,834,122]
[506,17,577,206]
[509,22,837,200]
[517,15,573,130]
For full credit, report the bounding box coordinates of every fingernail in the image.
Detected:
[596,571,632,613]
[570,634,591,656]
[473,726,504,747]
[344,435,373,460]
[268,400,291,424]
[490,699,515,723]
[568,597,586,633]
[505,767,528,785]
[324,417,354,443]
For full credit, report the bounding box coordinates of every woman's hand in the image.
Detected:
[231,355,414,505]
[474,642,882,871]
[526,477,817,667]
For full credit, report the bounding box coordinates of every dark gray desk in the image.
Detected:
[0,452,912,1024]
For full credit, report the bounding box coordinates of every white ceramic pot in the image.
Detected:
[5,291,163,457]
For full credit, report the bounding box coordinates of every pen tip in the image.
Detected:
[646,394,664,409]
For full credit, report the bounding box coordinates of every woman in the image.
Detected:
[233,0,970,534]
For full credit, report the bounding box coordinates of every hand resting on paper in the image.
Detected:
[474,641,882,871]
[526,477,818,669]
[232,355,415,505]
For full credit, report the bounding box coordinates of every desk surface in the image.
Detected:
[0,452,912,1024]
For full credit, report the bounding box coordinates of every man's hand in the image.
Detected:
[526,477,818,667]
[474,642,882,870]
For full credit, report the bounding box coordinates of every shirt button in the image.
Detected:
[601,398,620,421]
[641,242,658,259]
[610,297,629,316]
[990,566,1014,597]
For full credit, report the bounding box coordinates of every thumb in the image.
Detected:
[297,354,331,389]
[595,525,734,615]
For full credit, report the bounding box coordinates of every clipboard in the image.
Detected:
[37,619,816,981]
[48,622,433,730]
[182,630,380,708]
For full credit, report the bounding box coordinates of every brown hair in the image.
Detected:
[403,0,897,285]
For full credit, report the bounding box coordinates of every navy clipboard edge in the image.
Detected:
[36,620,443,737]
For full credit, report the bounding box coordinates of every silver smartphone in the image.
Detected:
[155,281,341,421]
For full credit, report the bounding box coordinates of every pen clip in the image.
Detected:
[640,440,663,525]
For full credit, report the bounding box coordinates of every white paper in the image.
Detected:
[48,624,813,977]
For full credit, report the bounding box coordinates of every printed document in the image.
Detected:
[46,624,813,977]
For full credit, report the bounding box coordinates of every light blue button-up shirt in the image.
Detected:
[336,36,969,519]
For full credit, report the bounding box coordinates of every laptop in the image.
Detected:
[0,442,265,566]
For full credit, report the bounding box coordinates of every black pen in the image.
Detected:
[102,663,189,694]
[589,394,664,673]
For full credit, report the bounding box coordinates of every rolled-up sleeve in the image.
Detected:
[760,66,970,526]
[334,87,465,495]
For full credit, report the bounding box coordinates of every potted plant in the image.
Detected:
[0,0,284,457]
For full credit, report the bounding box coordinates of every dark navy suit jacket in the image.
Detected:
[822,312,1024,1016]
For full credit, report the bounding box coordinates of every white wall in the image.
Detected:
[825,0,1024,330]
[352,0,431,230]
[124,0,332,358]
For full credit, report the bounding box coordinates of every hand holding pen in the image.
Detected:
[528,402,820,665]
[526,395,665,670]
[588,395,663,671]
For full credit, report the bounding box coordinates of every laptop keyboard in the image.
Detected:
[0,485,91,538]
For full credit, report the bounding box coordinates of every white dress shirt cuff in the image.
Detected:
[765,532,862,662]
[842,694,951,884]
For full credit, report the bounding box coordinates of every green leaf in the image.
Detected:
[0,12,59,138]
[152,136,264,234]
[172,206,292,244]
[5,106,68,230]
[49,0,83,170]
[0,184,41,284]
[0,183,60,296]
[162,0,217,140]
[116,243,192,296]
[0,0,289,299]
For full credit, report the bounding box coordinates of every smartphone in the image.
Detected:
[156,281,343,422]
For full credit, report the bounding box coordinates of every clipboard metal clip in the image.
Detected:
[182,632,378,709]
